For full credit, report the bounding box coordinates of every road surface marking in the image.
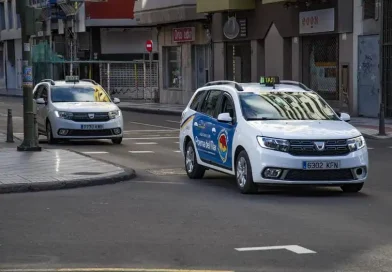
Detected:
[235,245,316,254]
[82,151,109,154]
[124,129,179,132]
[129,121,178,130]
[123,137,178,140]
[166,120,180,123]
[132,180,185,185]
[175,141,179,144]
[367,147,374,150]
[129,151,154,154]
[173,150,181,153]
[0,269,232,272]
[135,142,158,145]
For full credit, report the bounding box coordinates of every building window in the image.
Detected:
[363,0,376,19]
[164,46,181,89]
[192,45,210,89]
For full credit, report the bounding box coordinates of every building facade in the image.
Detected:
[0,0,22,95]
[134,0,211,104]
[199,0,354,112]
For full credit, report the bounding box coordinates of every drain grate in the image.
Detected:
[73,172,103,176]
[146,168,186,176]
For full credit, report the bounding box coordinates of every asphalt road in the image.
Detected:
[1,99,392,272]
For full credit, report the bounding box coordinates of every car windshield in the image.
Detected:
[239,91,340,121]
[51,85,111,103]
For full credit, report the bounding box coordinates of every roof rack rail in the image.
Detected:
[280,80,311,91]
[204,80,244,91]
[40,79,55,85]
[80,79,98,85]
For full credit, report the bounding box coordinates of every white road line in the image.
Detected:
[367,147,374,150]
[135,142,158,145]
[128,151,154,154]
[174,142,179,144]
[235,245,316,254]
[124,129,179,132]
[82,151,109,154]
[173,150,181,153]
[166,120,180,123]
[129,121,178,130]
[123,137,178,140]
[131,180,185,185]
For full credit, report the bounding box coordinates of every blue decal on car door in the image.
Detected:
[214,120,236,170]
[192,113,218,163]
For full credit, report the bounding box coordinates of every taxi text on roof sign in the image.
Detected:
[65,76,79,82]
[260,76,280,86]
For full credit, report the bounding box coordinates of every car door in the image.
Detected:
[214,92,237,170]
[192,89,222,165]
[36,86,49,131]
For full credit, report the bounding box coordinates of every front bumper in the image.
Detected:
[250,146,369,185]
[50,117,123,139]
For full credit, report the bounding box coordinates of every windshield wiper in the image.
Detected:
[246,117,288,121]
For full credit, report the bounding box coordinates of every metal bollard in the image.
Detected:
[6,109,14,143]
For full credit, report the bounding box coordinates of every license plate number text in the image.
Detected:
[303,161,340,170]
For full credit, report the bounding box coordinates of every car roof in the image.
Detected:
[51,81,96,87]
[239,83,309,93]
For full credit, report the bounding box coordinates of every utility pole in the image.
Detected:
[16,0,41,151]
[379,0,386,136]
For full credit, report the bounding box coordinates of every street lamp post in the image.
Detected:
[379,0,386,136]
[16,0,41,151]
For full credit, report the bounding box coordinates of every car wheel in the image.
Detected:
[46,121,58,144]
[341,183,364,193]
[235,150,258,194]
[185,141,205,179]
[112,138,123,144]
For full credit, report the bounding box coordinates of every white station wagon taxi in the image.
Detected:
[179,77,369,194]
[33,76,124,144]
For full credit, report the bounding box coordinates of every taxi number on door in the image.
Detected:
[81,124,103,130]
[303,161,340,170]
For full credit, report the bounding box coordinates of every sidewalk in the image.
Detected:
[118,102,392,140]
[0,134,135,194]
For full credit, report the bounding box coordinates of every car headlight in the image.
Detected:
[347,136,366,151]
[54,111,73,120]
[109,110,120,119]
[257,136,290,152]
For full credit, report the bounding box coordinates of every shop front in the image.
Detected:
[159,22,211,104]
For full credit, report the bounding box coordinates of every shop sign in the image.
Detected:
[299,8,335,34]
[172,27,195,43]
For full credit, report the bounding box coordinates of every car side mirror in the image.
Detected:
[113,97,120,104]
[217,112,232,123]
[36,98,46,105]
[340,112,350,122]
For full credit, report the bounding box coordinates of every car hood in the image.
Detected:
[248,120,361,140]
[52,102,119,112]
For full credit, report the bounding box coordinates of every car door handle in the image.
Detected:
[212,127,216,133]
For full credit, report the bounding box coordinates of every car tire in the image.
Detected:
[46,121,58,144]
[235,150,258,194]
[185,141,205,179]
[112,138,123,145]
[341,183,364,193]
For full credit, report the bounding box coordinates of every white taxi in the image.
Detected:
[33,76,124,144]
[179,77,369,194]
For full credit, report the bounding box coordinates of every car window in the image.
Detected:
[239,91,340,121]
[200,90,221,118]
[189,91,204,111]
[33,85,43,100]
[50,85,111,103]
[219,94,236,121]
[41,87,48,101]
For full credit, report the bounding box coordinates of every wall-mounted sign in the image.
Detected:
[299,8,335,34]
[238,19,247,38]
[172,27,195,43]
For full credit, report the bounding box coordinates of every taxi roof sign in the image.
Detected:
[65,75,79,82]
[260,76,279,87]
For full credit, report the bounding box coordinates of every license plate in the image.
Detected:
[303,161,340,170]
[81,124,103,130]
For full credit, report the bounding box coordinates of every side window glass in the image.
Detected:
[200,90,221,118]
[41,88,48,102]
[189,91,204,111]
[222,95,236,120]
[33,86,43,100]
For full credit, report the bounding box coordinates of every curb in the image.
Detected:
[0,149,137,194]
[119,106,182,116]
[362,133,392,140]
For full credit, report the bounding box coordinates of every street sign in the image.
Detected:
[146,40,153,53]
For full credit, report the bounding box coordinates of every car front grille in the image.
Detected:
[71,112,110,122]
[288,139,350,156]
[284,169,354,181]
[67,129,114,137]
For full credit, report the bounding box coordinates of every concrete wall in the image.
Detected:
[264,23,284,79]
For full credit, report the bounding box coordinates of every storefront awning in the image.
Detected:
[196,0,255,13]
